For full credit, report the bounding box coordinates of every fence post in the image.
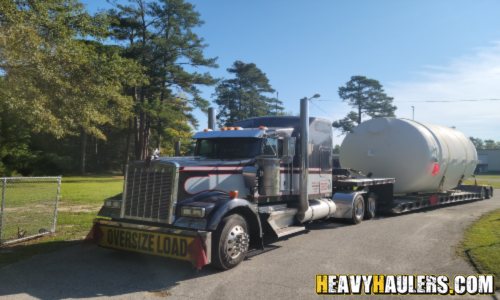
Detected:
[0,178,6,243]
[52,176,61,233]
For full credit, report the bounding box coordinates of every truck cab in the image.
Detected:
[95,106,395,270]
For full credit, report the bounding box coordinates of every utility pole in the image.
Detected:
[412,106,414,120]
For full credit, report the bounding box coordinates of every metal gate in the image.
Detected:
[0,177,61,245]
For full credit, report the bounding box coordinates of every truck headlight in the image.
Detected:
[104,199,122,209]
[181,207,205,218]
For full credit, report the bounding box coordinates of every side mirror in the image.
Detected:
[281,136,295,164]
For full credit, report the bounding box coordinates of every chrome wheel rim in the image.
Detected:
[226,225,249,259]
[355,200,363,218]
[369,198,376,214]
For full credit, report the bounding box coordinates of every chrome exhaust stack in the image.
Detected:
[208,107,216,130]
[174,140,181,156]
[298,97,309,214]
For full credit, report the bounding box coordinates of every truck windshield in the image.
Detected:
[195,138,262,158]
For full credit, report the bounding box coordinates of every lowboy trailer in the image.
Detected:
[93,98,493,270]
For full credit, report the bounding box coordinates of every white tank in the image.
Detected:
[339,118,479,195]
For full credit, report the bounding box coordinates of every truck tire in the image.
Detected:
[350,195,365,225]
[485,188,491,199]
[480,187,486,200]
[364,192,377,220]
[211,213,249,270]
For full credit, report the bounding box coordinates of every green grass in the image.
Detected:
[59,175,124,206]
[458,209,500,290]
[0,175,123,268]
[475,175,500,179]
[463,179,500,189]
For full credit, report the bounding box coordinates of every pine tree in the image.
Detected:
[333,76,396,134]
[108,0,219,160]
[213,61,283,127]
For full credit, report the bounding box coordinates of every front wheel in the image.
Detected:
[211,213,249,270]
[350,195,365,224]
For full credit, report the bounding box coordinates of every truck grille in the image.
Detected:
[121,161,179,224]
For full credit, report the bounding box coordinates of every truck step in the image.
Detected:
[259,207,300,238]
[273,226,306,238]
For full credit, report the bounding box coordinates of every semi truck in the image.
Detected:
[92,97,493,270]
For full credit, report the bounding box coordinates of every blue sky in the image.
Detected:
[84,0,500,145]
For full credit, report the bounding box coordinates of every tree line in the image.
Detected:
[0,0,282,176]
[0,1,409,176]
[469,137,500,150]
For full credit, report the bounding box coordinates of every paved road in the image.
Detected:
[1,193,499,300]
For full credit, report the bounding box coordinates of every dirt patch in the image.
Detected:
[4,204,55,213]
[0,232,56,248]
[146,290,170,297]
[57,205,101,212]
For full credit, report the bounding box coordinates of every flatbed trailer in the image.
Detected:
[378,184,494,214]
[331,173,493,215]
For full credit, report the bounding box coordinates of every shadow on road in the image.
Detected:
[0,240,225,299]
[0,236,288,299]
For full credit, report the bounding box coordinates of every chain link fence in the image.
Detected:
[0,177,61,245]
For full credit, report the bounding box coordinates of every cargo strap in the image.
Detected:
[448,130,470,181]
[434,128,451,192]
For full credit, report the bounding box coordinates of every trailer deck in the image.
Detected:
[331,171,494,215]
[378,184,494,214]
[333,177,395,187]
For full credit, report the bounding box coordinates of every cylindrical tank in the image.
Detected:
[340,118,478,194]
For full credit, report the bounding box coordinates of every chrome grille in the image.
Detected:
[121,161,178,224]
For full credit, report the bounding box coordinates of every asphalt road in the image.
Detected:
[1,193,499,300]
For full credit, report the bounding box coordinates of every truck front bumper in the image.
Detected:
[93,219,212,264]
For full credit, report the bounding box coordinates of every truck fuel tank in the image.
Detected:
[296,198,336,223]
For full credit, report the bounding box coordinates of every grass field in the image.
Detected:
[463,179,500,189]
[458,209,500,290]
[475,175,500,179]
[0,175,123,268]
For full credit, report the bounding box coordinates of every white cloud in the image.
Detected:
[387,42,500,142]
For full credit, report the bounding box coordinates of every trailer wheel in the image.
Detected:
[364,192,377,220]
[350,195,365,224]
[480,187,486,200]
[485,188,491,199]
[211,213,249,270]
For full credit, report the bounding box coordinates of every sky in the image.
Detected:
[84,0,500,146]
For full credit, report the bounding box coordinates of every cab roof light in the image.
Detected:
[227,127,234,130]
[203,129,213,132]
[221,127,227,131]
[234,127,243,130]
[258,126,268,130]
[229,190,238,198]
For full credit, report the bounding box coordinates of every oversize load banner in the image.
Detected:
[99,225,194,261]
[316,274,495,296]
